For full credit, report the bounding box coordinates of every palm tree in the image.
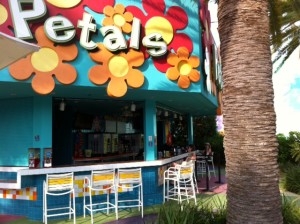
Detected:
[217,0,283,223]
[270,0,300,72]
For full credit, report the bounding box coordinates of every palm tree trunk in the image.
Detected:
[217,0,283,223]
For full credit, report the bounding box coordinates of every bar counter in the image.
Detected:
[0,153,189,221]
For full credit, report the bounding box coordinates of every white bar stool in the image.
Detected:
[83,169,117,223]
[43,172,76,224]
[116,168,143,219]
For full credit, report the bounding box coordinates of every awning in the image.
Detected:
[0,32,40,70]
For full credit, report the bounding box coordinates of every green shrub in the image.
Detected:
[282,194,300,224]
[284,164,300,194]
[157,196,226,224]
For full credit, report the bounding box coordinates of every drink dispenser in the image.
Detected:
[44,148,52,167]
[28,148,40,168]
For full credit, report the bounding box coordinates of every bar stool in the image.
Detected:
[116,168,143,219]
[207,152,216,177]
[43,172,76,224]
[83,169,117,223]
[163,162,196,204]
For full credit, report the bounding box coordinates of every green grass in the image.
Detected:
[6,194,227,224]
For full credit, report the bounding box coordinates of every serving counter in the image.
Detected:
[0,153,189,221]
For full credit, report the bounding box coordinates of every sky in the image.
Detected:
[208,3,300,136]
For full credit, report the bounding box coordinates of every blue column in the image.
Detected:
[187,114,194,145]
[32,96,52,167]
[144,100,157,161]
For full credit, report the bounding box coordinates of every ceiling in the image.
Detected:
[0,82,218,117]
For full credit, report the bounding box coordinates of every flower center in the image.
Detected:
[31,48,59,72]
[108,56,129,78]
[145,16,174,44]
[0,4,8,25]
[46,0,81,8]
[178,60,192,76]
[113,14,126,27]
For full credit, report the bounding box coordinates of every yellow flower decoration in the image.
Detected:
[9,26,78,95]
[103,4,133,34]
[166,47,200,89]
[89,43,145,97]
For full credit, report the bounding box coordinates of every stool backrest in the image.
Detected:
[118,168,142,184]
[178,163,194,179]
[92,169,115,187]
[46,172,74,192]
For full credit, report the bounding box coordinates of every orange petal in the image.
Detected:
[107,78,127,97]
[167,53,179,66]
[178,75,190,89]
[89,65,110,85]
[102,17,114,26]
[114,4,125,14]
[188,56,200,68]
[55,44,78,62]
[122,23,132,34]
[89,44,112,63]
[177,47,189,59]
[103,5,114,17]
[166,67,180,81]
[126,69,144,88]
[35,26,53,47]
[188,69,200,82]
[31,73,55,95]
[54,63,77,84]
[126,49,144,67]
[9,57,33,80]
[123,12,133,22]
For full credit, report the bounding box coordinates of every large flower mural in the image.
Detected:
[89,43,145,98]
[102,4,133,34]
[126,0,193,73]
[9,26,78,95]
[166,47,200,89]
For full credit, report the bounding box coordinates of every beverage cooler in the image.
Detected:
[28,148,40,168]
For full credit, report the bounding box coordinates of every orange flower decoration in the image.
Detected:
[103,4,133,34]
[9,26,78,95]
[166,47,200,89]
[89,43,145,97]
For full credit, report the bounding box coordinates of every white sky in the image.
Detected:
[208,2,300,136]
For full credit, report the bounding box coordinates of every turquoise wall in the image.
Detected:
[0,97,52,166]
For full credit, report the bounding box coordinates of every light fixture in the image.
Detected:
[179,115,183,120]
[164,111,168,117]
[174,113,177,119]
[130,102,136,112]
[59,99,66,111]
